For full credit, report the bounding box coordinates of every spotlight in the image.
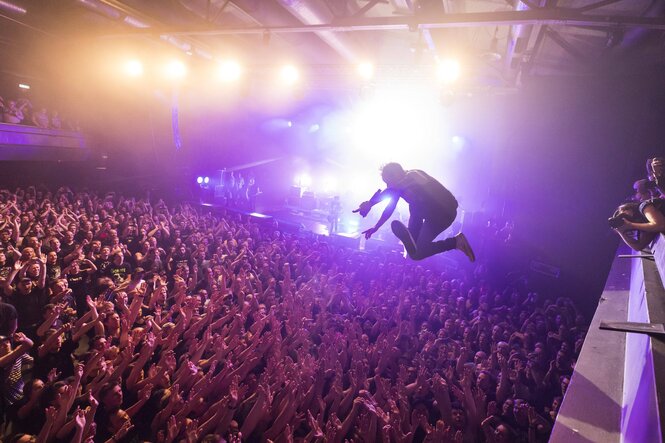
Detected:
[308,124,320,133]
[124,60,143,77]
[436,59,461,84]
[279,64,300,85]
[219,60,242,82]
[452,135,463,144]
[165,60,187,79]
[357,62,374,80]
[287,121,293,128]
[295,173,312,188]
[204,176,210,184]
[18,83,30,90]
[196,176,203,184]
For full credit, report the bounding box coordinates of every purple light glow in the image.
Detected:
[0,0,27,14]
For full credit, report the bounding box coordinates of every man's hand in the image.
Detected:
[362,226,378,239]
[352,201,373,218]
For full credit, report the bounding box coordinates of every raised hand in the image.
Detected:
[307,410,323,438]
[47,368,62,383]
[167,415,180,442]
[74,409,86,429]
[139,383,154,401]
[487,400,498,417]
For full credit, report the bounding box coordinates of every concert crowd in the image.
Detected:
[0,185,585,443]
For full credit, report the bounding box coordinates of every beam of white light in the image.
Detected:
[165,60,187,79]
[124,59,143,77]
[436,59,461,84]
[279,65,300,85]
[219,60,242,82]
[294,173,312,188]
[357,62,375,80]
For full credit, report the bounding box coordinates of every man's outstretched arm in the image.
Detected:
[361,191,399,239]
[353,189,391,217]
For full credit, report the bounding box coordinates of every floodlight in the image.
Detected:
[357,62,374,80]
[280,64,300,85]
[436,59,461,84]
[219,60,242,82]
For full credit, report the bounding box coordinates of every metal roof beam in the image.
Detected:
[96,9,665,37]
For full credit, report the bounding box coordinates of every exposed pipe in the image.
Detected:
[98,10,665,36]
[77,0,122,20]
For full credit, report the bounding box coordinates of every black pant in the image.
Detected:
[407,206,457,260]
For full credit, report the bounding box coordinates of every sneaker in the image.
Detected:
[391,220,416,258]
[455,233,476,262]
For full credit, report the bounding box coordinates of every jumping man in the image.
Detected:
[353,163,475,262]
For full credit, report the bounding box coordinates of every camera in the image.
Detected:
[608,213,627,229]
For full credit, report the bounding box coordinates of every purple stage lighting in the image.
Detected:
[196,176,203,184]
[0,0,27,14]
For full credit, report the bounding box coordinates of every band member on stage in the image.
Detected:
[354,162,475,262]
[328,196,342,234]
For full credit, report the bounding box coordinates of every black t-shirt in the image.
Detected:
[109,263,132,285]
[639,198,665,218]
[33,335,77,381]
[0,239,16,255]
[46,262,62,283]
[8,287,48,332]
[95,257,113,278]
[0,264,12,281]
[394,170,458,220]
[123,235,140,254]
[66,270,91,315]
[59,241,76,260]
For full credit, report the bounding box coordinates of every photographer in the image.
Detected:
[612,198,665,251]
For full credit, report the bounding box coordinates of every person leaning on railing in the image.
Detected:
[613,198,665,251]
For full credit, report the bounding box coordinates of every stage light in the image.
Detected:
[204,177,210,184]
[308,124,320,133]
[452,135,463,144]
[219,60,242,82]
[18,83,30,90]
[295,173,312,188]
[165,60,187,79]
[196,176,203,184]
[357,62,374,80]
[123,60,143,77]
[279,65,300,85]
[287,121,293,128]
[437,59,461,84]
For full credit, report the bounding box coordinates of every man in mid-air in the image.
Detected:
[354,162,475,262]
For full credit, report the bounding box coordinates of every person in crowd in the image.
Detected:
[355,162,476,262]
[0,185,583,443]
[614,159,665,251]
[50,110,62,130]
[2,100,27,125]
[32,107,50,129]
[328,196,342,235]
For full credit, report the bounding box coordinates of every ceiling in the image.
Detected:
[1,0,665,92]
